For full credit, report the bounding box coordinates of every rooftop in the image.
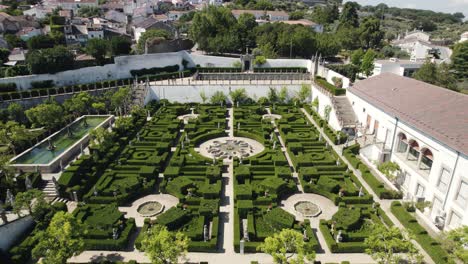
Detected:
[279,19,319,26]
[349,73,468,156]
[231,9,289,17]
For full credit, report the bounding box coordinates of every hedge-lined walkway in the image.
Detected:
[300,108,435,264]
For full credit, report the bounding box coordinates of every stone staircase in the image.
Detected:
[131,81,148,108]
[39,180,69,205]
[331,96,357,128]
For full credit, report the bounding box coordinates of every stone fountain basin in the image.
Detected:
[294,201,321,217]
[137,201,165,217]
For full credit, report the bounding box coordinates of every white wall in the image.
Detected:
[148,84,305,103]
[347,89,468,231]
[190,54,239,67]
[310,83,341,131]
[315,64,350,88]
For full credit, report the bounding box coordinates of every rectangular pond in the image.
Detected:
[11,115,114,173]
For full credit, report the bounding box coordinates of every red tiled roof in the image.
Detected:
[349,73,468,156]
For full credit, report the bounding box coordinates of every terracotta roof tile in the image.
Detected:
[349,73,468,156]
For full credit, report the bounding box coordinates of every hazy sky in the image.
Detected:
[345,0,468,18]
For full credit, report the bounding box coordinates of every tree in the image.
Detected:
[360,49,376,77]
[110,36,132,56]
[278,86,289,103]
[25,102,65,131]
[32,212,86,264]
[77,6,100,17]
[86,38,108,65]
[64,92,94,117]
[27,35,56,50]
[414,61,458,91]
[296,84,311,103]
[440,226,468,263]
[229,88,248,105]
[26,46,75,74]
[411,18,437,32]
[253,55,266,65]
[236,13,257,52]
[4,34,24,49]
[210,91,227,106]
[137,29,172,54]
[111,87,131,116]
[13,189,46,216]
[365,224,422,264]
[351,48,364,67]
[339,1,360,28]
[92,102,106,114]
[451,41,468,79]
[7,102,26,123]
[358,16,384,49]
[141,224,189,264]
[199,90,208,104]
[267,87,278,104]
[257,229,316,264]
[0,121,33,154]
[0,48,10,63]
[377,161,400,182]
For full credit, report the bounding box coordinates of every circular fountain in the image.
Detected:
[137,201,164,217]
[294,201,321,217]
[177,108,199,124]
[199,137,264,161]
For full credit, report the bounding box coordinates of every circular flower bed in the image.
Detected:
[147,131,163,137]
[294,201,321,217]
[137,201,164,217]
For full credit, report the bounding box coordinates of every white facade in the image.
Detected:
[347,86,468,231]
[460,32,468,43]
[372,58,424,77]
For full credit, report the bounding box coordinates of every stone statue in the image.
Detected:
[93,187,98,196]
[112,228,119,240]
[336,230,342,243]
[273,141,277,149]
[73,191,78,202]
[237,122,240,130]
[137,132,140,142]
[303,229,308,241]
[204,224,209,242]
[358,187,364,197]
[242,219,249,241]
[25,175,32,190]
[0,203,7,224]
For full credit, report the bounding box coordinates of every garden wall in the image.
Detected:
[310,84,341,131]
[315,64,350,88]
[148,84,306,103]
[0,215,34,251]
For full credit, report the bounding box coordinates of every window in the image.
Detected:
[449,211,462,229]
[397,133,408,153]
[416,183,425,198]
[403,171,411,189]
[455,181,468,207]
[408,140,420,161]
[437,168,451,192]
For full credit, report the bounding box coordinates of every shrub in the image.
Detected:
[0,82,17,92]
[315,76,346,96]
[332,207,362,231]
[31,80,54,89]
[263,208,294,230]
[155,207,189,230]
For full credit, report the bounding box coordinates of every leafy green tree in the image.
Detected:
[440,226,468,263]
[141,224,190,264]
[413,61,458,91]
[351,49,364,67]
[86,38,108,65]
[0,121,31,155]
[278,86,289,103]
[92,102,106,114]
[236,13,257,52]
[377,161,400,182]
[257,43,278,59]
[64,92,94,117]
[296,84,311,103]
[210,91,227,106]
[253,55,266,65]
[25,102,65,131]
[27,35,56,50]
[32,212,86,264]
[411,18,437,32]
[110,36,132,56]
[111,87,131,116]
[360,49,376,77]
[365,224,422,264]
[451,41,468,79]
[0,48,10,63]
[339,1,360,28]
[267,87,278,104]
[257,229,316,264]
[289,11,304,20]
[7,102,26,123]
[137,29,172,54]
[336,25,360,51]
[13,189,46,216]
[199,90,208,103]
[311,4,339,24]
[77,6,100,17]
[26,46,75,74]
[358,16,384,49]
[230,88,248,105]
[4,34,24,48]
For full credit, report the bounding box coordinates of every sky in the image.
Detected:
[345,0,468,18]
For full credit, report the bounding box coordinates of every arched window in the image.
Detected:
[397,132,408,153]
[420,148,433,171]
[407,140,420,161]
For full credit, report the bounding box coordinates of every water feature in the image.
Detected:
[13,116,109,165]
[294,201,321,217]
[137,201,164,217]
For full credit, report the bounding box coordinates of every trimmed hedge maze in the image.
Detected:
[232,105,319,253]
[273,105,393,253]
[158,105,228,252]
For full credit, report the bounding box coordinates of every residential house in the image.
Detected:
[459,32,468,43]
[372,58,425,77]
[279,19,323,33]
[132,14,174,42]
[6,48,27,66]
[43,0,99,12]
[16,27,43,41]
[0,12,22,33]
[23,6,53,19]
[105,10,128,24]
[391,30,452,61]
[167,10,189,21]
[346,73,468,231]
[231,10,289,21]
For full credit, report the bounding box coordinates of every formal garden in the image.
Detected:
[1,93,465,264]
